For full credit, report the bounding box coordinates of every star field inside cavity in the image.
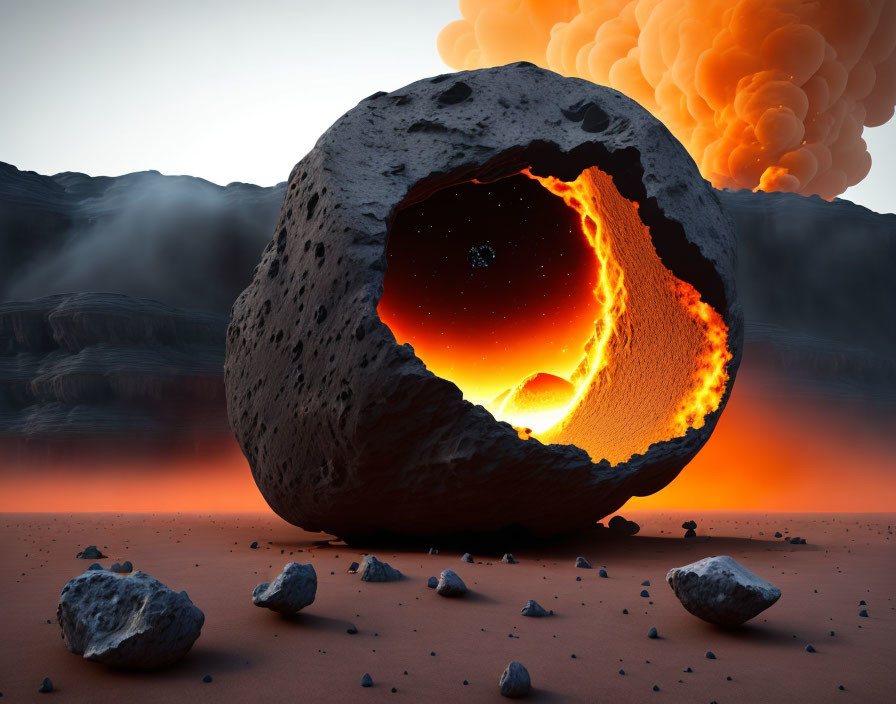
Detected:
[378,173,600,396]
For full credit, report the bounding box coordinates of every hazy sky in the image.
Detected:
[1,0,894,213]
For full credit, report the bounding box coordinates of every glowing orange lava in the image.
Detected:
[379,165,732,460]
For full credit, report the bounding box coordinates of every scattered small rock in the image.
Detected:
[436,569,467,597]
[599,568,608,578]
[641,580,651,586]
[666,555,781,625]
[461,553,474,563]
[499,661,531,698]
[521,600,550,617]
[640,590,650,597]
[38,678,53,693]
[202,674,213,683]
[347,625,358,634]
[109,561,133,574]
[774,532,783,538]
[253,563,317,614]
[859,609,869,617]
[682,520,697,531]
[347,561,359,573]
[705,651,717,660]
[249,541,258,549]
[87,563,103,571]
[608,515,640,536]
[575,556,591,569]
[647,626,658,639]
[361,673,373,688]
[76,546,106,560]
[684,529,697,539]
[427,576,438,589]
[806,644,816,653]
[428,548,438,555]
[359,556,402,582]
[501,553,518,564]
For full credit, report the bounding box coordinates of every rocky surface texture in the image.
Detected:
[57,569,204,668]
[0,293,229,442]
[666,555,782,626]
[252,562,317,614]
[224,63,742,541]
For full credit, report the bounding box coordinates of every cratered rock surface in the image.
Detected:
[57,569,204,668]
[666,555,781,626]
[224,63,742,541]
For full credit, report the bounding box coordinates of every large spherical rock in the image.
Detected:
[224,63,742,541]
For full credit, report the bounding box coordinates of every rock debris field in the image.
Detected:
[0,511,893,702]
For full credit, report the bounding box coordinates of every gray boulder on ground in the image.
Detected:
[521,600,550,617]
[501,553,518,564]
[110,561,133,573]
[252,562,317,614]
[57,569,204,668]
[358,555,402,582]
[499,661,531,698]
[76,546,106,559]
[666,555,781,626]
[575,556,592,569]
[436,569,468,597]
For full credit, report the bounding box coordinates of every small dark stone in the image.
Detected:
[501,553,518,564]
[653,685,660,692]
[619,669,625,675]
[427,576,438,589]
[575,576,582,582]
[599,568,608,578]
[806,645,816,653]
[521,600,550,618]
[250,541,259,549]
[347,626,358,634]
[682,520,697,530]
[575,556,591,569]
[684,667,693,673]
[76,545,106,559]
[361,673,373,687]
[859,609,869,617]
[641,580,651,586]
[859,600,866,605]
[202,675,213,683]
[391,688,397,693]
[705,651,716,660]
[839,685,845,690]
[774,531,783,537]
[647,627,658,639]
[640,590,650,598]
[438,82,472,105]
[461,553,474,563]
[684,529,697,539]
[347,561,359,573]
[38,678,53,693]
[87,563,103,571]
[608,515,640,535]
[622,608,629,614]
[110,561,133,574]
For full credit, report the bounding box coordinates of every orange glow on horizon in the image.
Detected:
[438,0,896,199]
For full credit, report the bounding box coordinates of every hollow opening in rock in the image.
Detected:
[378,163,731,465]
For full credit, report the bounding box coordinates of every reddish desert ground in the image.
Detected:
[1,511,893,702]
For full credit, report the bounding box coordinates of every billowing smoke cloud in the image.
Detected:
[438,0,896,198]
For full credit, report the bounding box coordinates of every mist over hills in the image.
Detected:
[1,161,893,443]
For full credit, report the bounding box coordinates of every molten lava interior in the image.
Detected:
[378,166,731,464]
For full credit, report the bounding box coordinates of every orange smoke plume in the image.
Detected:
[438,0,896,199]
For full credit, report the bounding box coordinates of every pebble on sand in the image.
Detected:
[461,553,474,563]
[437,569,468,597]
[499,661,531,698]
[521,600,551,617]
[76,545,106,559]
[575,557,592,569]
[38,678,53,693]
[706,651,717,659]
[361,673,373,688]
[502,553,518,564]
[427,576,438,589]
[647,626,658,639]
